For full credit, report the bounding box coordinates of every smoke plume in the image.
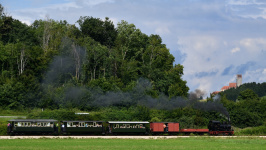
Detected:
[41,38,229,117]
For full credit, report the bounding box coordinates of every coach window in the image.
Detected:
[67,122,73,127]
[79,122,85,127]
[74,122,79,127]
[32,123,37,127]
[26,122,31,127]
[114,124,119,129]
[87,122,93,127]
[98,122,102,127]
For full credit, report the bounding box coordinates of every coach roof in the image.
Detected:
[9,119,57,122]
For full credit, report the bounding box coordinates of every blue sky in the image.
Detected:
[2,0,266,96]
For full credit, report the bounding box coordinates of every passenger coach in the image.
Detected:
[7,119,58,135]
[61,120,105,135]
[108,121,149,135]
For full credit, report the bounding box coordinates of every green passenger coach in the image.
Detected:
[61,121,105,135]
[8,119,58,135]
[108,121,149,134]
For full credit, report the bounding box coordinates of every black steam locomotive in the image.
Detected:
[208,120,234,135]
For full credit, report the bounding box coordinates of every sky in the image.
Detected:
[1,0,266,97]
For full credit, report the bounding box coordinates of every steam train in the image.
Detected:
[7,119,234,136]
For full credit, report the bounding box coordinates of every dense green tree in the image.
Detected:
[230,106,262,128]
[31,18,69,55]
[0,16,36,45]
[237,89,259,101]
[77,16,117,47]
[168,64,189,97]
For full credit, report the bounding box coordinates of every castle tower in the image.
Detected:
[236,74,242,87]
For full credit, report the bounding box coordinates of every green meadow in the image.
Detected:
[0,137,265,150]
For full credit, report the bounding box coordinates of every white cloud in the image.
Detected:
[155,27,170,35]
[262,69,266,75]
[179,35,223,73]
[231,47,240,53]
[196,78,213,94]
[244,68,266,82]
[239,38,266,53]
[178,35,227,94]
[228,0,265,5]
[143,21,171,36]
[227,0,266,19]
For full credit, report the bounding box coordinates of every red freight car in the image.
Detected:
[150,122,179,134]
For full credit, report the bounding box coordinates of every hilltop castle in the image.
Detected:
[212,74,242,95]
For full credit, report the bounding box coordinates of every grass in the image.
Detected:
[0,137,265,150]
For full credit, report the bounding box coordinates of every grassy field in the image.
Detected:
[0,137,265,150]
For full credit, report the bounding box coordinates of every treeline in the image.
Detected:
[212,84,266,128]
[0,4,189,110]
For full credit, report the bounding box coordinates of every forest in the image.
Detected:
[0,4,265,132]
